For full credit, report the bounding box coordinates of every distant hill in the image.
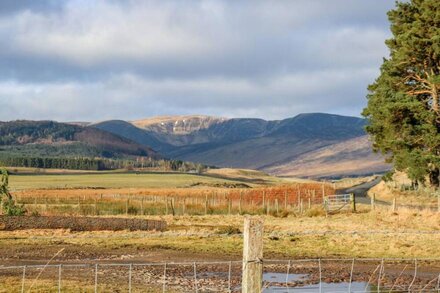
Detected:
[265,135,389,178]
[94,113,390,178]
[0,120,159,159]
[92,120,166,152]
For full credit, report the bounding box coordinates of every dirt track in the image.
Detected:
[338,176,390,205]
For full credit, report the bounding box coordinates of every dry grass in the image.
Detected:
[206,168,285,184]
[11,180,334,216]
[368,172,439,206]
[333,176,378,190]
[1,209,439,260]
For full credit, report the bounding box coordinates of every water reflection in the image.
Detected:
[263,273,370,293]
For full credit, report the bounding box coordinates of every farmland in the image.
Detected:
[2,169,440,292]
[8,172,256,190]
[6,170,332,217]
[0,169,440,293]
[0,170,439,259]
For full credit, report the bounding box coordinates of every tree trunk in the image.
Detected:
[429,167,440,188]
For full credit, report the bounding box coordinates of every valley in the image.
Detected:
[94,113,390,178]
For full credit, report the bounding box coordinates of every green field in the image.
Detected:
[8,172,255,190]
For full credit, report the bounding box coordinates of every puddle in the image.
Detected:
[264,272,308,283]
[263,273,370,293]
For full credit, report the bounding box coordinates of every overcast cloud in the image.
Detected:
[0,0,395,122]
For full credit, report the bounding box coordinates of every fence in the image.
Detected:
[11,193,440,219]
[13,189,328,217]
[323,194,355,214]
[2,217,440,292]
[2,258,440,292]
[370,194,440,213]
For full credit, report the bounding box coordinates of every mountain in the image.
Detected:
[94,113,390,178]
[0,120,159,159]
[265,135,389,178]
[92,120,166,152]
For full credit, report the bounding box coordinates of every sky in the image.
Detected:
[0,0,396,122]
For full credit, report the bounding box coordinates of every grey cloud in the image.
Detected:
[0,0,396,121]
[0,0,62,15]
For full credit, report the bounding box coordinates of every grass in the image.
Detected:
[368,177,439,206]
[333,175,378,190]
[11,178,334,216]
[205,168,287,184]
[1,209,440,260]
[8,172,259,190]
[15,197,325,217]
[2,170,439,278]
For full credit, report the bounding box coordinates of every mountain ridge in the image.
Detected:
[94,113,389,178]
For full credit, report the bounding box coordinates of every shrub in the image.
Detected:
[2,199,26,216]
[0,168,26,216]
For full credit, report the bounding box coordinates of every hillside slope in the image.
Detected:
[265,135,389,178]
[0,120,159,159]
[93,120,168,152]
[94,113,390,177]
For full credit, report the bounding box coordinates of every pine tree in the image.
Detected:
[363,0,440,187]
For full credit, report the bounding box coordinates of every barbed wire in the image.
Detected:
[2,258,440,293]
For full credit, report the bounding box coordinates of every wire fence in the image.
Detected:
[13,189,328,217]
[2,258,440,292]
[11,190,440,218]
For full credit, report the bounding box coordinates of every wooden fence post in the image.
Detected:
[371,193,375,211]
[437,191,440,213]
[205,194,209,215]
[392,197,397,213]
[242,217,263,293]
[350,193,356,212]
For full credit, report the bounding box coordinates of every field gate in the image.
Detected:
[323,193,356,214]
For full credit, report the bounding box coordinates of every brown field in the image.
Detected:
[8,171,334,217]
[13,183,335,217]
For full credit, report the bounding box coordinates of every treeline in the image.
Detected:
[0,155,208,173]
[0,156,104,170]
[0,120,77,145]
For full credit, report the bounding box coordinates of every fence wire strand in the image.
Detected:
[2,258,440,292]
